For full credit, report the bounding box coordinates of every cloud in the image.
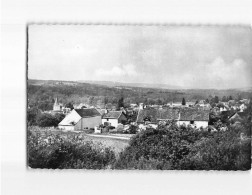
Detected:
[95,64,138,78]
[185,57,250,89]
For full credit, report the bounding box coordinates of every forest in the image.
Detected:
[27,79,252,111]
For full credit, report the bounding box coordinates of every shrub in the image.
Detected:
[113,121,203,169]
[128,125,138,134]
[179,129,251,170]
[36,113,65,127]
[114,120,251,170]
[28,131,116,169]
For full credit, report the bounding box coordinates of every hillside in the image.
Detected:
[27,79,252,111]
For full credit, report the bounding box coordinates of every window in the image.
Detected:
[190,121,194,124]
[107,118,109,121]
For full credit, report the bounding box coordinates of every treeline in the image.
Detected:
[27,81,252,111]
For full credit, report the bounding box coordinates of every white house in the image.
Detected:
[239,104,247,112]
[102,111,127,128]
[220,106,228,112]
[58,108,102,131]
[177,109,210,128]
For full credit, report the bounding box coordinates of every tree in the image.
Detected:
[88,96,95,105]
[104,96,108,105]
[214,96,219,103]
[144,98,148,105]
[237,93,242,101]
[65,102,74,110]
[114,121,203,170]
[36,113,61,127]
[222,96,227,102]
[182,98,186,105]
[117,97,124,110]
[229,96,233,101]
[27,107,40,126]
[205,98,209,103]
[54,113,65,124]
[157,98,163,105]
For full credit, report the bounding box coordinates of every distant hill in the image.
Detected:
[28,79,252,92]
[78,80,182,89]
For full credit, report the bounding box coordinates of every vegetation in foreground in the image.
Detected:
[28,129,116,169]
[114,120,251,170]
[28,117,251,170]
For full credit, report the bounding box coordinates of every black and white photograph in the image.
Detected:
[2,1,252,194]
[27,24,252,170]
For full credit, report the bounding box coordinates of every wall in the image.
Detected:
[75,116,102,130]
[177,121,208,128]
[58,125,74,131]
[177,121,190,127]
[102,118,119,127]
[194,121,208,128]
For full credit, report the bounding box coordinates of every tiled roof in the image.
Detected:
[136,108,180,123]
[180,109,209,121]
[75,108,101,118]
[103,111,123,119]
[159,109,180,120]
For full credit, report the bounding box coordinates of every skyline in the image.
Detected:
[28,25,252,89]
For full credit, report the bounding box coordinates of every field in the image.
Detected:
[83,135,130,156]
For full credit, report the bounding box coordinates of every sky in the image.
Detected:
[28,25,252,89]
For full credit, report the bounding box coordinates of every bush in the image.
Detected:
[128,125,138,134]
[28,131,116,169]
[27,107,41,126]
[179,130,251,170]
[114,120,251,170]
[114,121,203,169]
[36,113,65,127]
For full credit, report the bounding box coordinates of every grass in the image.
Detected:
[28,126,130,157]
[83,135,129,156]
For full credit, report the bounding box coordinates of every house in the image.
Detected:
[102,111,127,128]
[58,108,102,131]
[229,112,247,123]
[177,109,210,128]
[136,107,180,124]
[220,106,228,112]
[239,104,247,112]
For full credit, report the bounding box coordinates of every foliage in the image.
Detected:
[65,102,74,110]
[179,129,251,170]
[182,97,186,105]
[128,125,138,134]
[28,130,116,169]
[27,107,41,126]
[27,80,252,112]
[36,113,65,127]
[117,97,124,110]
[114,120,251,170]
[114,121,206,169]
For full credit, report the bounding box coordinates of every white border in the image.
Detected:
[1,0,252,194]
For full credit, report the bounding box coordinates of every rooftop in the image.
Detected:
[75,108,101,118]
[103,111,123,119]
[136,108,180,123]
[180,109,210,121]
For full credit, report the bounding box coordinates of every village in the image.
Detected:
[42,96,250,134]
